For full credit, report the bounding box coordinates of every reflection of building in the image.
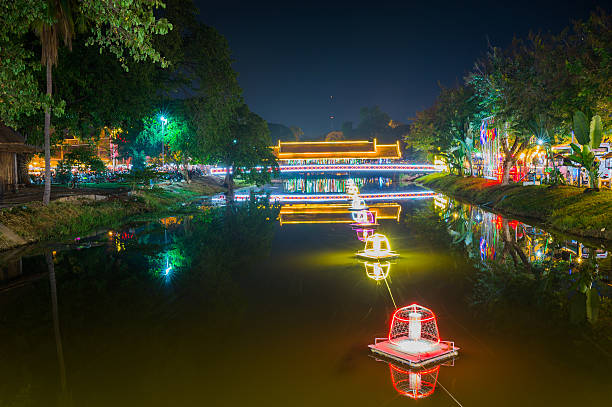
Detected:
[279,203,401,225]
[272,139,401,164]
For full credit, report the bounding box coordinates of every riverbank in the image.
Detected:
[418,173,612,241]
[0,177,225,251]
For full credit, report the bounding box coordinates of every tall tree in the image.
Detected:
[200,103,278,200]
[1,0,171,204]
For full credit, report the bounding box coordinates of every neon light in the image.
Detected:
[350,196,368,211]
[355,228,376,241]
[209,163,439,175]
[370,304,458,367]
[351,210,376,225]
[409,312,422,341]
[356,233,398,260]
[389,304,440,351]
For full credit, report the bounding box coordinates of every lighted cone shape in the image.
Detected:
[364,261,390,281]
[347,184,360,196]
[369,303,458,367]
[351,210,377,226]
[356,233,398,260]
[355,228,375,242]
[349,196,368,211]
[390,363,439,399]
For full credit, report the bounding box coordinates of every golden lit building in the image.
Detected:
[272,139,401,164]
[29,128,129,172]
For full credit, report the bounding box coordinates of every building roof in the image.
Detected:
[273,139,401,160]
[0,123,41,153]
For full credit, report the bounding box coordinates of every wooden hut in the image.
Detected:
[0,122,40,191]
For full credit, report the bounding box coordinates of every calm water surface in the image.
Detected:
[0,178,610,406]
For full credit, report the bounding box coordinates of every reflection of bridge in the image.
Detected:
[210,163,439,175]
[279,203,401,225]
[212,190,436,204]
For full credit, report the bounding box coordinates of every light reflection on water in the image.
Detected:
[0,177,610,406]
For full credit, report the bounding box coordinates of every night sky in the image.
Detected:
[195,0,608,137]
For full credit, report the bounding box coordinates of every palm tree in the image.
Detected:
[31,0,76,205]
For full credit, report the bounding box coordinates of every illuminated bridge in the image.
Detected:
[209,139,441,175]
[209,163,438,175]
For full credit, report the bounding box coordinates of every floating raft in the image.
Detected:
[356,251,399,260]
[369,338,458,368]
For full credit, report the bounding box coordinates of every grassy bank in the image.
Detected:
[0,180,225,251]
[418,173,612,240]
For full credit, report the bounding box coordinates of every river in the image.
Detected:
[0,176,610,406]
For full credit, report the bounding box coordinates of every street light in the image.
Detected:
[160,116,168,168]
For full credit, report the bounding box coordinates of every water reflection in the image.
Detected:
[278,203,401,225]
[428,192,611,326]
[364,261,391,281]
[432,193,610,269]
[283,176,392,194]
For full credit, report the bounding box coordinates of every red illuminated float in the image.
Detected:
[369,304,458,368]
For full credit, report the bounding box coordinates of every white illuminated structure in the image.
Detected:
[351,210,377,226]
[369,304,458,368]
[349,195,368,211]
[356,233,398,260]
[364,261,391,281]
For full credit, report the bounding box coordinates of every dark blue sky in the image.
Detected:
[195,0,607,137]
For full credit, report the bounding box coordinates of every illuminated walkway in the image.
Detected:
[209,163,439,175]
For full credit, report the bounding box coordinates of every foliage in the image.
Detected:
[0,0,171,126]
[55,146,106,182]
[567,111,604,188]
[138,100,199,170]
[412,10,611,185]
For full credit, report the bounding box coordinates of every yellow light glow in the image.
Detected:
[365,261,391,281]
[357,233,399,260]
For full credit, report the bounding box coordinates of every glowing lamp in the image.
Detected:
[351,210,376,226]
[356,233,398,260]
[349,196,368,211]
[347,184,360,196]
[408,312,421,340]
[354,228,375,242]
[369,303,458,367]
[364,261,390,281]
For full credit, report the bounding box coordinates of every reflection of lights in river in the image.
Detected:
[364,261,390,280]
[389,363,440,399]
[355,228,375,242]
